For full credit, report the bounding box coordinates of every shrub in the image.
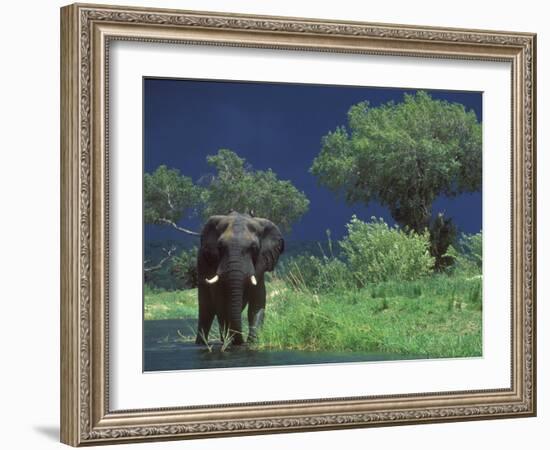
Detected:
[460,232,482,269]
[279,254,353,293]
[339,216,434,285]
[171,246,198,289]
[447,232,482,275]
[143,283,164,296]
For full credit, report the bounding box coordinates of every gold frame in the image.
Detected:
[60,2,537,446]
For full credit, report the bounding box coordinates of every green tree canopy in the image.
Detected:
[311,91,482,233]
[144,165,203,235]
[144,149,309,235]
[202,149,309,232]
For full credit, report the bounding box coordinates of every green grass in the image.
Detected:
[144,285,196,320]
[144,275,482,359]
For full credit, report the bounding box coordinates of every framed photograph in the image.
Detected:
[60,3,536,446]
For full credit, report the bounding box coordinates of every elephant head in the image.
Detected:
[198,211,284,344]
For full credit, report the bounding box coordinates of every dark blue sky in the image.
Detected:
[144,78,482,244]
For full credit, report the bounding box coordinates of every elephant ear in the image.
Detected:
[199,215,224,263]
[255,219,285,274]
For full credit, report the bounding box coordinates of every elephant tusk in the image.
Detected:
[250,275,257,286]
[205,275,219,284]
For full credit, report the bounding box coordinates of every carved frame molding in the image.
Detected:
[60,3,536,446]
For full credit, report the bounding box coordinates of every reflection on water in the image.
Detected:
[144,319,420,371]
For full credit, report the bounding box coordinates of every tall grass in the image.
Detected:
[255,275,482,358]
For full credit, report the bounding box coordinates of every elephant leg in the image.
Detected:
[246,281,266,343]
[247,308,265,343]
[195,285,215,345]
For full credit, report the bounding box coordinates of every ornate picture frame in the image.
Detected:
[60,3,536,446]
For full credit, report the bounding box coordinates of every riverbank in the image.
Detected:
[144,275,482,359]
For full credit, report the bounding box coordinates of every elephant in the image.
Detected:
[195,211,284,346]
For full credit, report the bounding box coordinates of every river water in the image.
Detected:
[144,319,419,371]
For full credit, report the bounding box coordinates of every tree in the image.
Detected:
[144,165,203,236]
[311,91,481,268]
[144,149,310,235]
[202,149,309,232]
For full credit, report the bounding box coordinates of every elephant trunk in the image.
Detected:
[225,270,245,345]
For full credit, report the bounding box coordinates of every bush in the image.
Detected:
[460,232,482,269]
[339,216,434,285]
[279,254,353,293]
[447,232,482,275]
[171,246,198,289]
[143,283,164,296]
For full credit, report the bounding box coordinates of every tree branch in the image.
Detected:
[165,190,175,211]
[157,218,200,236]
[144,246,176,273]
